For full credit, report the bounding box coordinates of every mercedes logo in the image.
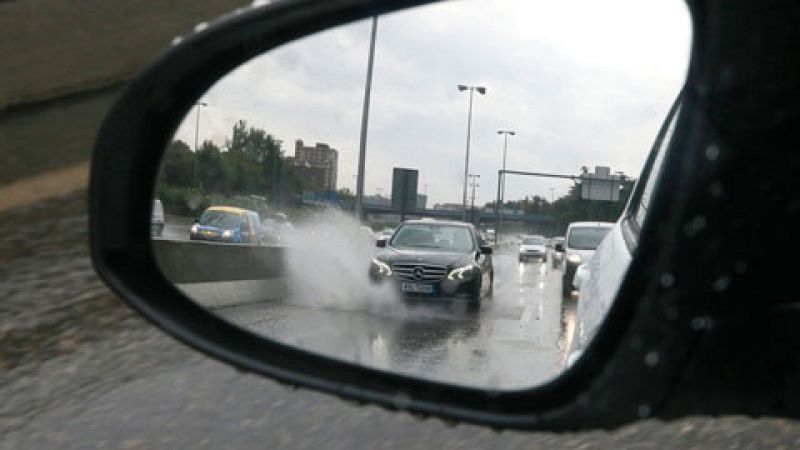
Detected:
[412,266,425,281]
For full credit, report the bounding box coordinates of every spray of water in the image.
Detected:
[282,209,404,315]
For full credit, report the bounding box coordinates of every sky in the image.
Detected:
[174,0,691,206]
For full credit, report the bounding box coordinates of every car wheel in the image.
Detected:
[562,275,572,299]
[467,282,482,311]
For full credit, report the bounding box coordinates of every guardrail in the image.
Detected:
[152,237,519,309]
[152,239,288,309]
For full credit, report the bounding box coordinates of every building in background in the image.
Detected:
[363,194,391,208]
[433,203,464,211]
[416,194,427,210]
[292,140,338,191]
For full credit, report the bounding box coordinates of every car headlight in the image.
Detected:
[568,254,582,264]
[190,224,198,234]
[222,230,233,239]
[447,264,476,281]
[371,258,392,276]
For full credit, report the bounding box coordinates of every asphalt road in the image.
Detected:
[217,253,573,389]
[3,191,800,448]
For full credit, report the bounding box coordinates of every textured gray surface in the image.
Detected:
[0,1,247,185]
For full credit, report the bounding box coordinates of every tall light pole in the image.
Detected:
[495,130,515,240]
[469,174,480,224]
[193,101,208,188]
[457,84,487,221]
[354,16,378,220]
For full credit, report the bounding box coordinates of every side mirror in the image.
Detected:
[89,0,746,433]
[555,243,564,252]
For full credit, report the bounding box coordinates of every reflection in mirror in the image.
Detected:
[152,0,690,389]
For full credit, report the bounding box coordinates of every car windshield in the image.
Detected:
[568,227,611,250]
[391,224,474,252]
[522,237,544,245]
[198,210,242,229]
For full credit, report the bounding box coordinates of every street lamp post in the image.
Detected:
[354,16,379,220]
[193,101,208,188]
[457,84,486,221]
[495,130,515,241]
[468,174,480,224]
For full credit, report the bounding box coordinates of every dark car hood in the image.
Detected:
[376,247,475,268]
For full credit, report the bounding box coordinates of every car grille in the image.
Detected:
[391,263,448,282]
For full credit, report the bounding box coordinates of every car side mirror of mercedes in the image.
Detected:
[88,0,800,434]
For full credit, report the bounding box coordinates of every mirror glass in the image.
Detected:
[153,0,690,389]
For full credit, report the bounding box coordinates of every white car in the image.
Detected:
[565,97,681,367]
[518,235,546,262]
[377,227,395,242]
[557,222,614,298]
[151,198,165,237]
[572,262,590,291]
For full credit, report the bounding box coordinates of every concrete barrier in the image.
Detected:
[152,239,288,309]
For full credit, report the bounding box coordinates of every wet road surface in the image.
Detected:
[216,253,573,389]
[4,192,800,448]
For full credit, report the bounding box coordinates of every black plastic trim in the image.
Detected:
[89,0,800,431]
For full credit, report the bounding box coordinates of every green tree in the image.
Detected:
[159,140,194,187]
[226,120,283,199]
[196,140,224,192]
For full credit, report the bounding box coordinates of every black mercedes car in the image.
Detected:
[369,220,494,308]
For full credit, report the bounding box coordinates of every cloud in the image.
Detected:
[174,0,690,206]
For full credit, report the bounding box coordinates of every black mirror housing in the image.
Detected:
[87,0,800,434]
[376,239,387,248]
[480,245,493,254]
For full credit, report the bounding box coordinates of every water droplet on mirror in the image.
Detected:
[645,351,660,367]
[638,404,652,418]
[691,316,714,330]
[660,273,675,288]
[691,215,706,231]
[194,22,209,33]
[712,275,731,292]
[705,144,720,161]
[171,36,184,46]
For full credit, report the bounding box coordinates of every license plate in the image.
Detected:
[401,282,434,294]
